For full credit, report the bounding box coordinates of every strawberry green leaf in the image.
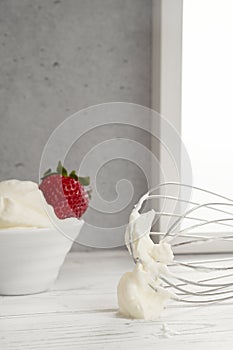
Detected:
[87,189,92,199]
[62,166,68,177]
[56,161,63,174]
[69,170,79,181]
[43,168,52,177]
[41,171,58,180]
[78,176,90,186]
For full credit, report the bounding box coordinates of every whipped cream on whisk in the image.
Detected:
[117,196,175,320]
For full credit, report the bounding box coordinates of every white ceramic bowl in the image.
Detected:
[0,220,84,295]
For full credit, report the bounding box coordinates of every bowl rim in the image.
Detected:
[0,219,84,235]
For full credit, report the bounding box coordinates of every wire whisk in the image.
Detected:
[126,182,233,305]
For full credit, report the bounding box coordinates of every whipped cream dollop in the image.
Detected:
[117,262,174,320]
[117,200,175,320]
[0,180,53,229]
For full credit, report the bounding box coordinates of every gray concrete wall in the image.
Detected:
[0,0,152,249]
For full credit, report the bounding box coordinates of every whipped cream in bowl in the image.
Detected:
[0,180,84,295]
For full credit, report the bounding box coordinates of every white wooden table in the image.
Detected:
[1,250,233,350]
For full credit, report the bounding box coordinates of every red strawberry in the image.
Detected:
[39,162,90,219]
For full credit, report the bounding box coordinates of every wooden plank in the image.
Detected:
[1,251,233,349]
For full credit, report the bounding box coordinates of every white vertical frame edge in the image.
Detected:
[151,1,231,253]
[152,0,183,133]
[151,0,183,232]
